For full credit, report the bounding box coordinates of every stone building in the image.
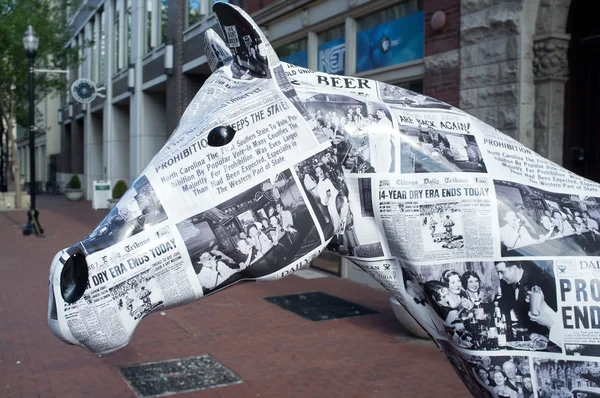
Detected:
[56,0,599,280]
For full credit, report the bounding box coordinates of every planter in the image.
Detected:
[389,296,429,339]
[107,198,119,211]
[65,189,84,201]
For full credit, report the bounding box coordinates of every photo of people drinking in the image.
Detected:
[297,90,396,173]
[175,169,320,295]
[399,125,487,174]
[460,354,533,398]
[534,358,600,398]
[414,260,560,353]
[495,180,600,257]
[82,176,168,255]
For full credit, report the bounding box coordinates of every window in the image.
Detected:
[114,0,120,73]
[160,0,168,45]
[146,0,153,52]
[90,20,96,81]
[99,11,106,82]
[395,79,423,94]
[77,33,84,78]
[187,0,210,28]
[317,25,345,75]
[355,1,424,73]
[126,0,132,63]
[145,0,168,52]
[276,38,308,68]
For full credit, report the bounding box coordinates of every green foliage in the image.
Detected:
[112,180,128,200]
[0,0,85,122]
[67,174,81,189]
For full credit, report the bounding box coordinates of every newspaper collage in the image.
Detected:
[48,3,600,397]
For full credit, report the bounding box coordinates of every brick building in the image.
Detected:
[54,0,599,281]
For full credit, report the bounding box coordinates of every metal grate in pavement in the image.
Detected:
[263,291,378,321]
[118,354,243,398]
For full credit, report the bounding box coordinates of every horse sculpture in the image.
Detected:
[49,3,600,397]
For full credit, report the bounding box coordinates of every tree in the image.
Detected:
[0,0,83,207]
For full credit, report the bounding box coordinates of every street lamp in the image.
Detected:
[22,25,43,236]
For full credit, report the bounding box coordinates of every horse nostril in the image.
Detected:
[207,125,236,147]
[60,253,89,304]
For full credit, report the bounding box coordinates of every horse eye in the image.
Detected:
[207,125,236,147]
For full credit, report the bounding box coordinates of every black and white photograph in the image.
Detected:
[297,90,397,173]
[495,180,600,257]
[109,270,165,322]
[273,64,310,119]
[459,354,533,398]
[82,176,168,255]
[175,169,321,294]
[398,263,447,335]
[434,340,497,398]
[414,260,560,353]
[566,344,600,357]
[420,202,464,251]
[377,81,453,110]
[294,150,384,258]
[214,3,271,79]
[534,358,600,398]
[399,125,487,173]
[293,148,350,238]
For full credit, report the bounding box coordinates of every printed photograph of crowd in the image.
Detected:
[460,353,534,398]
[405,260,560,353]
[434,340,500,397]
[495,180,600,257]
[421,202,465,251]
[82,176,168,255]
[294,149,384,258]
[109,270,165,322]
[297,90,397,173]
[399,125,487,174]
[176,170,320,295]
[534,358,600,398]
[377,81,454,110]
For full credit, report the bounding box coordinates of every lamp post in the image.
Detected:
[22,25,43,236]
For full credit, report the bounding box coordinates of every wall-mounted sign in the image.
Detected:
[356,11,424,73]
[71,78,99,104]
[318,37,345,75]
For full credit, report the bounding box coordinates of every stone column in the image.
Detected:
[533,34,569,165]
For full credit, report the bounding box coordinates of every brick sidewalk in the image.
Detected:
[0,196,470,398]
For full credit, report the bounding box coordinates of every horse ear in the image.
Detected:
[213,1,280,79]
[204,28,233,72]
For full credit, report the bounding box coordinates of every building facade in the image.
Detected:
[54,0,599,284]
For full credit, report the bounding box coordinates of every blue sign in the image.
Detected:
[356,11,424,73]
[280,50,308,68]
[318,37,345,75]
